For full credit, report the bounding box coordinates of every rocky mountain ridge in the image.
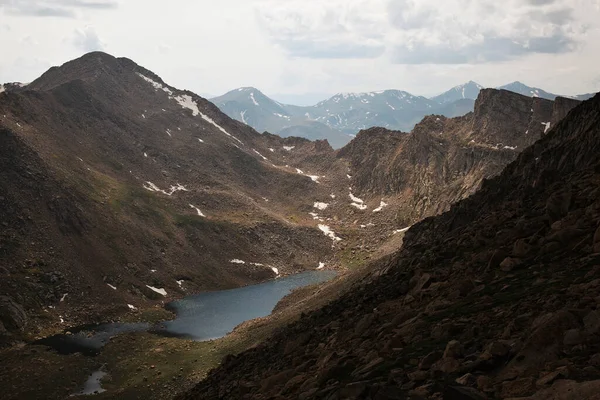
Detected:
[0,52,582,349]
[211,82,595,149]
[180,92,600,400]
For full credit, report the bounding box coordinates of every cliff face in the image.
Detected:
[336,89,575,225]
[180,95,600,400]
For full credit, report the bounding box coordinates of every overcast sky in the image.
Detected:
[1,0,599,104]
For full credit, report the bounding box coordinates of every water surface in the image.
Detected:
[154,270,337,340]
[35,270,336,354]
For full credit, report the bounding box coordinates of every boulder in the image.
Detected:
[563,329,583,346]
[444,340,464,359]
[584,310,600,335]
[419,351,443,370]
[500,377,536,398]
[0,296,27,332]
[513,239,533,258]
[500,257,522,272]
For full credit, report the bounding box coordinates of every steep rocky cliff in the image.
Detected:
[180,95,600,399]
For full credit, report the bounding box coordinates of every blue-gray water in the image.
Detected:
[155,270,337,340]
[35,270,336,355]
[72,370,107,396]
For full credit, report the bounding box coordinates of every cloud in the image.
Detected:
[73,26,104,52]
[0,0,117,18]
[393,34,576,64]
[254,0,588,64]
[255,0,388,59]
[388,0,582,64]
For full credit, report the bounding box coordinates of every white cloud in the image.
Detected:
[0,0,117,18]
[73,26,104,52]
[0,0,598,99]
[255,0,388,58]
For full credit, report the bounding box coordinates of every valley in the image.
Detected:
[0,51,597,400]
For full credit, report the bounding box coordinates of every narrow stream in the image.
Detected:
[35,270,336,355]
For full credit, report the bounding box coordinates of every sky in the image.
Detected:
[1,0,599,105]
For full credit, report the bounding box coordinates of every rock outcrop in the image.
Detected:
[179,95,600,399]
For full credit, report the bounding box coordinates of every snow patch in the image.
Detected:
[347,174,352,179]
[198,138,205,143]
[107,284,117,290]
[271,267,279,275]
[136,73,173,95]
[240,110,247,124]
[200,112,244,144]
[349,193,364,204]
[393,227,410,234]
[189,204,206,217]
[373,201,388,213]
[268,148,274,152]
[250,92,259,106]
[253,149,269,161]
[166,129,172,137]
[330,194,336,199]
[144,152,148,158]
[146,285,167,296]
[143,182,188,196]
[60,293,68,302]
[176,280,185,288]
[503,145,517,150]
[230,259,246,264]
[173,94,200,116]
[542,122,551,133]
[283,146,295,151]
[309,212,323,221]
[318,224,342,242]
[317,262,325,270]
[313,202,329,210]
[127,304,137,310]
[351,203,368,210]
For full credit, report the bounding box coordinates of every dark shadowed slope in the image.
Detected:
[180,95,600,399]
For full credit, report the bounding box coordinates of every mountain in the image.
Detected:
[180,94,600,400]
[309,90,439,134]
[0,52,588,399]
[574,92,597,101]
[211,87,353,149]
[431,80,483,104]
[0,52,345,337]
[212,89,477,148]
[337,89,569,224]
[497,81,558,100]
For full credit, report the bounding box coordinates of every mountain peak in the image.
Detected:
[432,81,483,104]
[497,81,557,100]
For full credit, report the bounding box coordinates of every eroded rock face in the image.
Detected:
[0,296,27,332]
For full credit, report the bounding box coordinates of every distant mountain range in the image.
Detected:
[211,82,596,148]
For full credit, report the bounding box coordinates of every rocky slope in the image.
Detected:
[0,52,341,339]
[0,52,583,348]
[336,89,574,226]
[179,94,600,400]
